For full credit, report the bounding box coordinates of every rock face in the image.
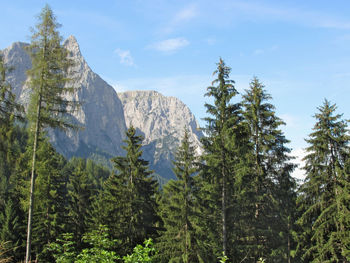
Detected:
[118,90,202,179]
[1,42,31,100]
[2,36,203,180]
[2,36,127,160]
[50,36,127,158]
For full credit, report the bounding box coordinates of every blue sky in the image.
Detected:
[2,0,350,179]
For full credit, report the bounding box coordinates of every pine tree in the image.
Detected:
[241,77,297,262]
[157,130,205,263]
[200,58,242,258]
[97,126,159,255]
[24,5,77,262]
[297,100,350,262]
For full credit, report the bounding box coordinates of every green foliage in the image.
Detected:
[218,253,228,263]
[95,126,159,255]
[157,130,206,263]
[49,227,158,263]
[0,55,27,260]
[47,233,77,263]
[30,140,68,261]
[239,77,297,262]
[26,4,77,132]
[123,239,157,263]
[65,158,96,248]
[75,226,120,263]
[200,58,243,259]
[0,241,13,263]
[24,4,79,262]
[49,226,120,263]
[297,100,350,262]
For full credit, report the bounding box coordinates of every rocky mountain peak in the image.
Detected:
[2,36,127,160]
[64,35,81,58]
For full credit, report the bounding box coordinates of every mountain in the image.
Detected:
[118,90,202,180]
[2,36,127,161]
[1,36,203,180]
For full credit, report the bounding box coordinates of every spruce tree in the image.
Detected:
[66,158,95,249]
[28,140,68,262]
[241,77,297,262]
[200,58,242,258]
[157,130,204,262]
[97,126,159,255]
[24,5,77,262]
[297,100,350,262]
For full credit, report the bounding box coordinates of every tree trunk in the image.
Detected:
[287,220,291,263]
[222,153,227,256]
[25,99,41,263]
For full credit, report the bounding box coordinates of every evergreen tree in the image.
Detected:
[0,52,23,207]
[297,100,350,262]
[241,77,297,262]
[66,157,96,249]
[96,126,159,255]
[24,5,77,262]
[27,140,68,262]
[200,58,242,259]
[157,130,205,263]
[0,53,26,262]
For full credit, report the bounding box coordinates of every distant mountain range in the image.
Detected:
[1,36,203,180]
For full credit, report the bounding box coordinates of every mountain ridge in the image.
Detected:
[2,36,203,180]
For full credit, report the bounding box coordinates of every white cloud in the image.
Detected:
[114,48,135,66]
[148,38,189,52]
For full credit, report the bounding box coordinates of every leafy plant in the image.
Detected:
[218,252,228,263]
[123,239,157,263]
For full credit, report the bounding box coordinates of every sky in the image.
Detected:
[2,0,350,180]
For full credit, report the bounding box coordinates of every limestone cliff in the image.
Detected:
[2,36,127,159]
[118,90,202,179]
[2,37,203,180]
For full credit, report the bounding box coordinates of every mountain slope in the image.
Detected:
[118,90,202,179]
[2,36,127,160]
[2,36,203,180]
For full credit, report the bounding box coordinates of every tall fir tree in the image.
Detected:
[297,100,350,262]
[157,130,205,263]
[200,58,242,259]
[24,5,77,262]
[96,126,159,255]
[241,77,297,262]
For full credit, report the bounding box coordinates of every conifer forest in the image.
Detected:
[0,5,349,263]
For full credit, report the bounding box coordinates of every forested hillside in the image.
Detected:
[0,5,349,263]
